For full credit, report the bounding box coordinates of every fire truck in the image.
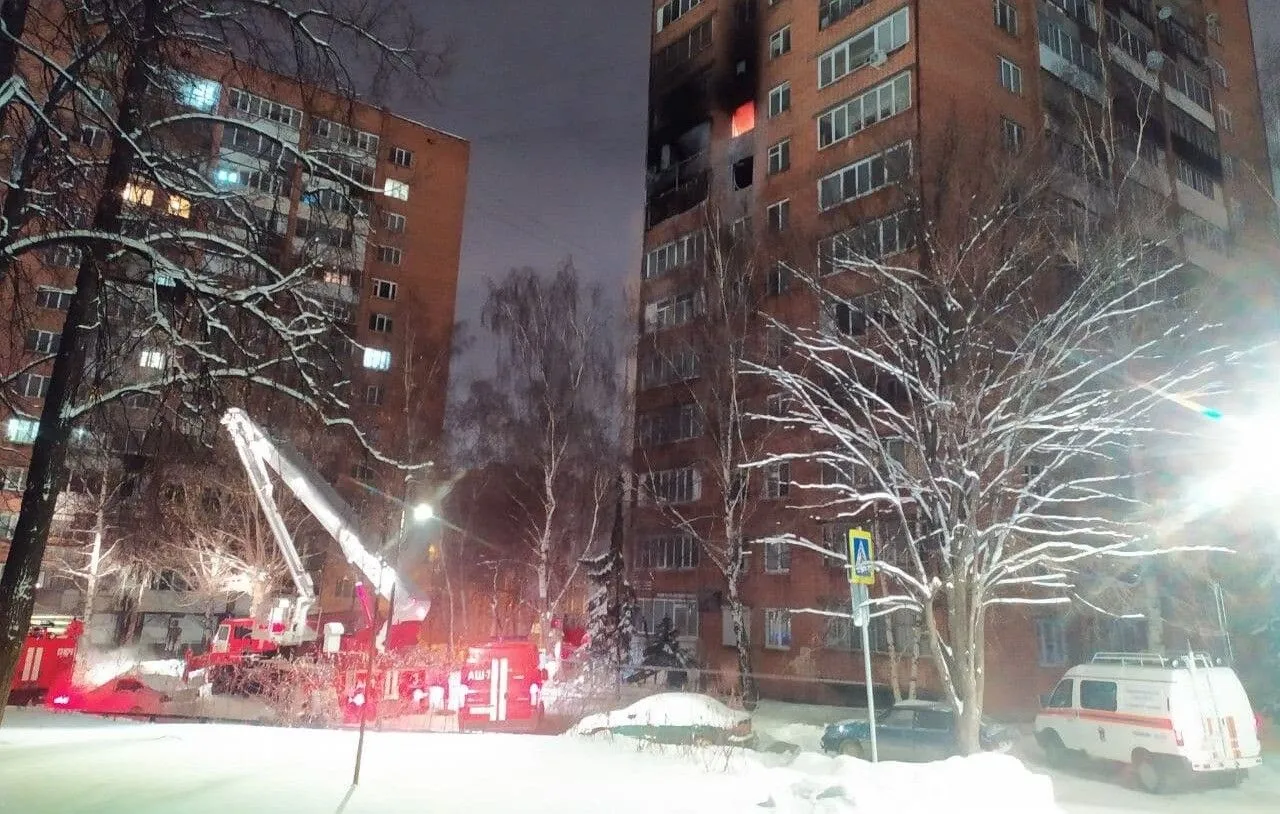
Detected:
[181,410,469,726]
[10,615,83,705]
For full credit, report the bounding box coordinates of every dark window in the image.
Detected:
[1046,679,1074,709]
[1079,680,1117,712]
[732,155,754,190]
[914,708,953,731]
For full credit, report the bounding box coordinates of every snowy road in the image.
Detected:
[1039,756,1280,814]
[0,708,1272,813]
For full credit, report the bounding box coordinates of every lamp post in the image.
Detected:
[351,499,433,786]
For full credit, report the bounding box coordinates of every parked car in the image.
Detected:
[572,692,754,747]
[1034,651,1262,793]
[821,700,1017,761]
[47,674,173,718]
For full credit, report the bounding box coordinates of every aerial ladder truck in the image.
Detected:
[185,408,438,719]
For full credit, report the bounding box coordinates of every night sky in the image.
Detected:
[412,1,1280,394]
[415,0,651,391]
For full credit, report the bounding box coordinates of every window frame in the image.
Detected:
[764,608,792,650]
[998,56,1023,95]
[767,82,791,118]
[362,347,392,371]
[769,25,792,58]
[767,138,791,175]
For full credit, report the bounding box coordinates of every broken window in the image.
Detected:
[732,155,754,190]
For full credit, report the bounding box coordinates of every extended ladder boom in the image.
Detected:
[221,409,414,627]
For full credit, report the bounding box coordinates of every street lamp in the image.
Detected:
[352,500,434,786]
[411,502,434,523]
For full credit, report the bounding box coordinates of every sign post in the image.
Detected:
[847,528,878,762]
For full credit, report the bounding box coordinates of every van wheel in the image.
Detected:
[839,739,865,759]
[1135,753,1167,794]
[1226,769,1248,788]
[1037,730,1068,767]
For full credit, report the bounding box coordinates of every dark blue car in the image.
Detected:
[820,700,1018,761]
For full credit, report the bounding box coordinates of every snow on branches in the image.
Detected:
[746,139,1231,750]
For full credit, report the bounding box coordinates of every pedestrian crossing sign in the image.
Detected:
[847,528,874,585]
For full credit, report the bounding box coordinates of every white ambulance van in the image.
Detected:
[1034,651,1261,793]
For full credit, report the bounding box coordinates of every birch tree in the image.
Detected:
[0,0,443,716]
[750,125,1229,751]
[460,262,621,648]
[633,207,791,705]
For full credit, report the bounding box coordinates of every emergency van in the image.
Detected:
[1034,651,1262,793]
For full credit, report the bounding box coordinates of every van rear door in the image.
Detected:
[1172,668,1262,765]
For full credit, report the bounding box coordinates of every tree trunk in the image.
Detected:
[0,0,162,718]
[885,611,904,703]
[1144,564,1164,652]
[727,577,757,708]
[907,616,922,701]
[81,477,109,627]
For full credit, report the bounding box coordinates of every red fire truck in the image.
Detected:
[181,409,442,721]
[10,615,83,705]
[458,638,547,732]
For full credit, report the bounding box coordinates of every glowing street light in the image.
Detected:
[410,502,434,523]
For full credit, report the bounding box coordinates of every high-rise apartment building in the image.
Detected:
[635,0,1276,713]
[0,45,468,646]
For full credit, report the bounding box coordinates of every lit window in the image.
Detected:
[6,417,39,444]
[175,75,220,111]
[764,608,791,650]
[363,347,392,370]
[139,349,167,369]
[167,195,191,218]
[122,182,155,206]
[731,102,755,137]
[383,179,409,200]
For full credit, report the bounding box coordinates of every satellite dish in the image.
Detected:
[1145,51,1165,72]
[1157,5,1173,20]
[868,49,888,69]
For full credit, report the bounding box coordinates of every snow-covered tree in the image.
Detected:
[581,476,634,666]
[0,0,443,716]
[749,122,1230,752]
[458,262,622,648]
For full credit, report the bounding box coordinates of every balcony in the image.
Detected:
[646,152,709,228]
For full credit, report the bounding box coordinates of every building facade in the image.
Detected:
[0,37,469,649]
[634,0,1276,716]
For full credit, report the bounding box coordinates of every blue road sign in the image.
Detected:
[847,529,874,585]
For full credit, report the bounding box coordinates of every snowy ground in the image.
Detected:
[4,695,1275,813]
[1028,751,1280,813]
[0,709,1059,814]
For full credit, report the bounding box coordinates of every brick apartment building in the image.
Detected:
[0,33,469,651]
[633,0,1277,715]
